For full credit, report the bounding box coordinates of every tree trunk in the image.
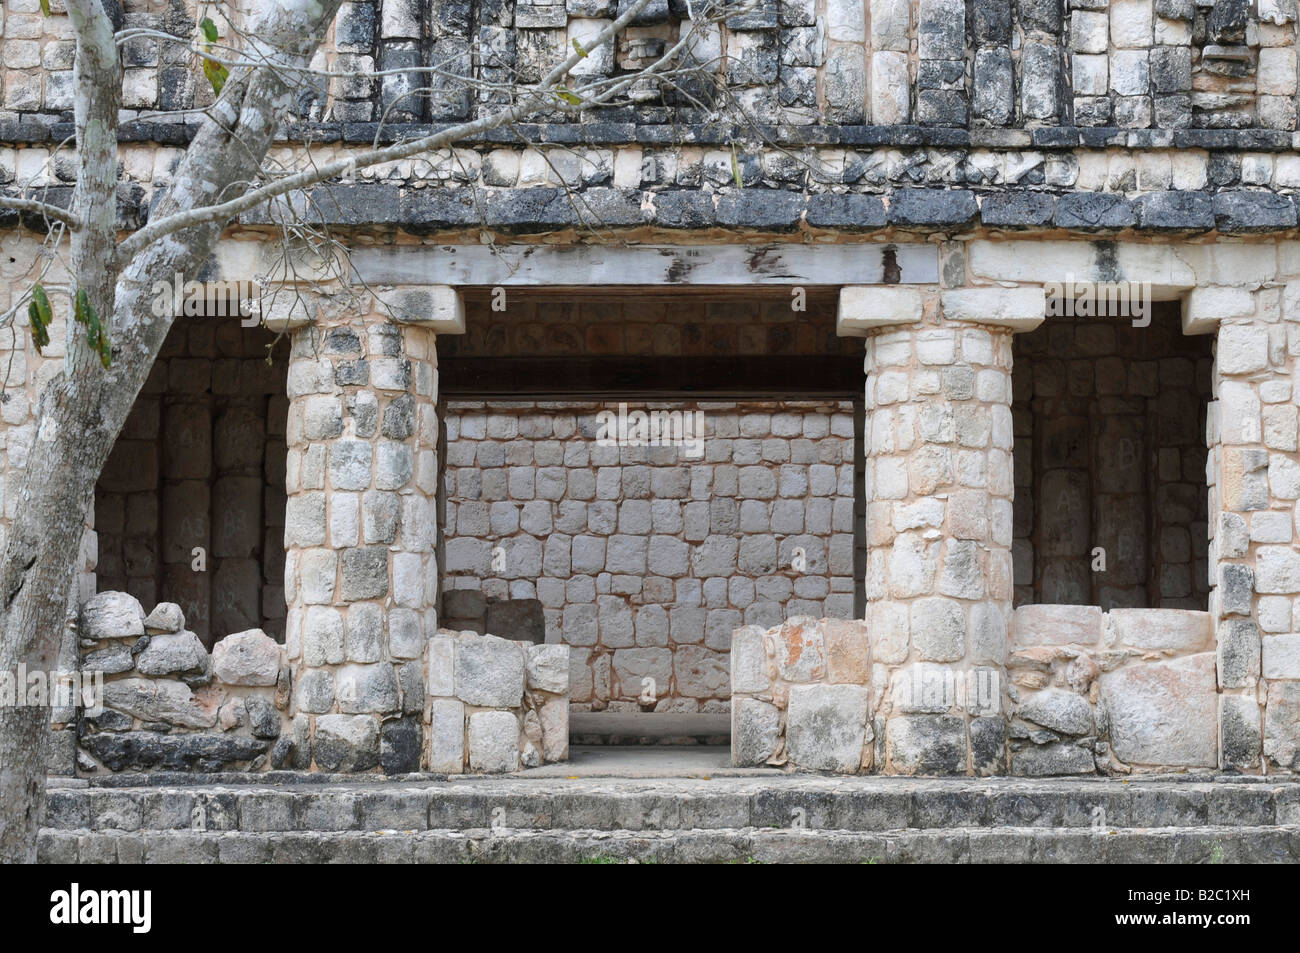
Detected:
[0,0,344,864]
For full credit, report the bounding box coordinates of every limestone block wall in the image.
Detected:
[1011,312,1212,610]
[282,315,441,773]
[95,319,289,646]
[1009,604,1217,774]
[426,630,569,772]
[441,399,858,711]
[731,617,872,772]
[74,591,289,773]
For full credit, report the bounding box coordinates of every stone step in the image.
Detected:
[44,775,1300,836]
[569,712,730,739]
[37,824,1300,864]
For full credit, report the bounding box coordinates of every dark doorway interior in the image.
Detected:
[1011,302,1211,611]
[95,318,289,646]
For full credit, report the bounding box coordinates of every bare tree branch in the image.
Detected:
[0,197,81,230]
[116,0,661,261]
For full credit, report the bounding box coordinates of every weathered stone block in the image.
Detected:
[454,635,525,707]
[1012,604,1102,647]
[1218,619,1261,689]
[773,617,826,681]
[786,684,869,772]
[1101,653,1217,767]
[102,678,215,729]
[730,624,770,693]
[336,663,400,714]
[313,714,379,771]
[429,697,465,772]
[211,628,281,686]
[732,697,781,766]
[1220,694,1261,769]
[143,602,184,634]
[1263,683,1300,770]
[1107,609,1211,652]
[467,710,520,773]
[1016,687,1093,736]
[887,714,968,775]
[525,643,569,693]
[135,631,208,677]
[81,591,146,640]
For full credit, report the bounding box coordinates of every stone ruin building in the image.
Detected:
[4,0,1300,805]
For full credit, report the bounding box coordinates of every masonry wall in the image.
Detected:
[1011,308,1212,610]
[442,399,858,710]
[4,0,1298,131]
[95,319,289,647]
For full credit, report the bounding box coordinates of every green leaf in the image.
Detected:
[203,58,229,96]
[40,0,52,17]
[31,284,52,328]
[27,302,46,355]
[74,287,90,327]
[199,16,220,44]
[730,144,744,189]
[572,39,587,57]
[554,87,582,106]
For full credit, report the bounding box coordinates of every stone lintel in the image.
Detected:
[940,287,1047,331]
[382,285,466,334]
[1182,286,1257,336]
[837,286,926,336]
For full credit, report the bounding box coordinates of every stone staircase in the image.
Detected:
[39,774,1300,863]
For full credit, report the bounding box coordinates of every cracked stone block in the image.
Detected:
[454,635,525,707]
[1100,653,1217,767]
[313,714,379,772]
[732,697,781,766]
[886,714,967,774]
[468,710,520,773]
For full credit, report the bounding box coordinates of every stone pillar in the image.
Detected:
[852,286,1043,775]
[1201,286,1296,771]
[283,312,440,773]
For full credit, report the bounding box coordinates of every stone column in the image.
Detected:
[1199,286,1297,771]
[849,286,1043,775]
[283,309,441,773]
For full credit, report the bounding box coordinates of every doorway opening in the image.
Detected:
[1010,301,1211,610]
[438,287,865,747]
[95,317,290,647]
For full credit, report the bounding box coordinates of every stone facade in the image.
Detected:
[68,591,568,775]
[4,0,1299,131]
[4,1,1300,780]
[442,399,857,709]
